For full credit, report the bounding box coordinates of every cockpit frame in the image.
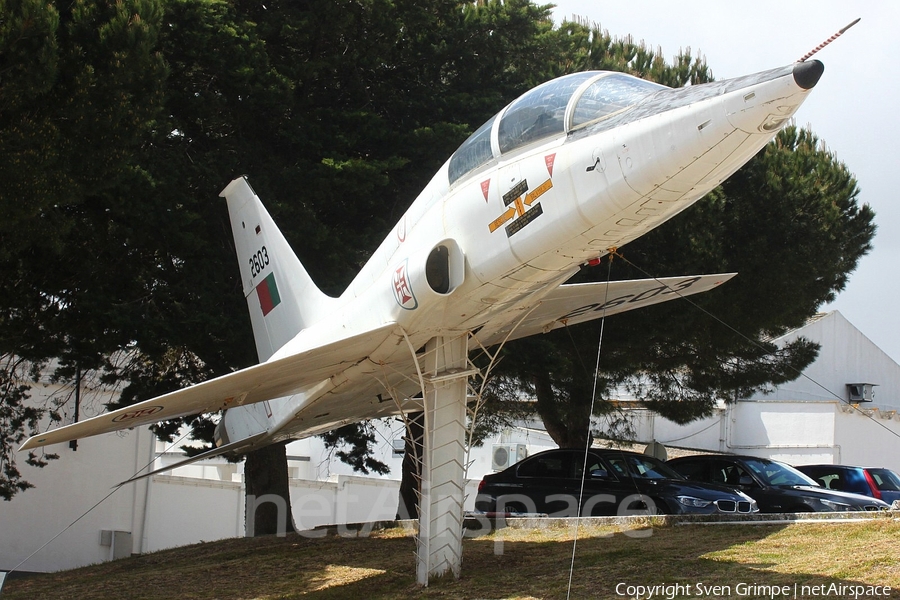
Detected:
[448,71,669,187]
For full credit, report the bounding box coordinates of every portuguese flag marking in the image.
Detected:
[256,272,281,316]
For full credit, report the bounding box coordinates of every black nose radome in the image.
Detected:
[793,60,824,89]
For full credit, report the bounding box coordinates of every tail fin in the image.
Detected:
[220,176,334,362]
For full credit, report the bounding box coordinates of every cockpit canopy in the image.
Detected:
[448,71,668,185]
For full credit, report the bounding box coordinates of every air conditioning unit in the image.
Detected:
[392,438,406,457]
[847,383,876,403]
[491,443,527,471]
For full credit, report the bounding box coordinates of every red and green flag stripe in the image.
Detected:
[256,272,281,316]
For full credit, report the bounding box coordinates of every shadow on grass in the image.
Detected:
[455,522,898,599]
[4,521,898,599]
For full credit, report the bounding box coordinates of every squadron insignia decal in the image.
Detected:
[391,259,418,310]
[488,177,553,237]
[112,405,165,423]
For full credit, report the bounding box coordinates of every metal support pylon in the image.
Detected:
[416,334,473,585]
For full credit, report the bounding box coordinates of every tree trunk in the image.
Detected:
[533,371,591,449]
[244,442,297,536]
[396,411,424,520]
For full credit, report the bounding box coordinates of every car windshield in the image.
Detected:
[743,459,818,487]
[606,454,682,480]
[869,468,900,491]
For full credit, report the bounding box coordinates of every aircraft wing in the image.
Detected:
[20,323,399,451]
[476,273,736,347]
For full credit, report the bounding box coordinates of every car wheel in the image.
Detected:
[505,502,528,515]
[626,498,663,516]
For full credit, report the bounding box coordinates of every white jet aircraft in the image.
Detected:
[21,58,824,581]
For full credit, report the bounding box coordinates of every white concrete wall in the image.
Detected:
[746,312,900,411]
[290,474,481,529]
[621,400,900,472]
[142,476,244,552]
[0,426,155,573]
[726,401,835,452]
[598,408,725,452]
[0,428,225,572]
[834,405,900,468]
[292,475,399,529]
[2,452,483,574]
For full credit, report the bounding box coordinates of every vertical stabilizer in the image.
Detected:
[220,176,333,361]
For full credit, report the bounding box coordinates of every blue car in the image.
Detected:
[795,464,900,506]
[668,455,891,513]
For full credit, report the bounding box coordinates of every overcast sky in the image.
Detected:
[549,1,900,363]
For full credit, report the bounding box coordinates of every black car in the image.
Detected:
[795,464,900,505]
[667,455,891,513]
[474,448,758,516]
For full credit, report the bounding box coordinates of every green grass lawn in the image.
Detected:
[4,519,899,599]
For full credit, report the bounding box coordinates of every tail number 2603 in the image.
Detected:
[249,246,270,277]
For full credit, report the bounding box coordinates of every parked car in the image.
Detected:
[795,464,900,505]
[667,455,891,513]
[474,448,758,516]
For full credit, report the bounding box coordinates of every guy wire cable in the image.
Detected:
[0,427,193,594]
[566,249,615,600]
[608,249,900,443]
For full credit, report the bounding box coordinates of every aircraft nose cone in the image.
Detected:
[793,60,824,89]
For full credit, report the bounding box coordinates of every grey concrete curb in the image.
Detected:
[297,511,899,537]
[462,510,900,532]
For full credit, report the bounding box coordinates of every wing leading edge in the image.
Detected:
[21,275,733,451]
[19,323,399,451]
[476,273,736,347]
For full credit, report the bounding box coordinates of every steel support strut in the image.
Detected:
[416,334,470,585]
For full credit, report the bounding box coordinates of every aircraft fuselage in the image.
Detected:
[229,62,823,444]
[273,63,819,354]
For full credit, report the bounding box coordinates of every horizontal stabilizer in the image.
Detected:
[477,273,736,346]
[20,323,399,451]
[117,431,269,486]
